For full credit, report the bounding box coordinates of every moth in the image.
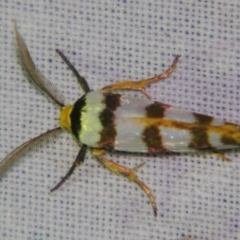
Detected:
[1,23,239,217]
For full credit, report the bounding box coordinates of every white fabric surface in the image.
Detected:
[0,1,239,240]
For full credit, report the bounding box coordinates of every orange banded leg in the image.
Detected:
[212,151,230,162]
[92,149,157,216]
[101,55,181,98]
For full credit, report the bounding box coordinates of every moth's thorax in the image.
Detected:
[80,92,106,146]
[69,91,121,148]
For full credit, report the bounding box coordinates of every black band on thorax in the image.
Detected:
[70,95,86,139]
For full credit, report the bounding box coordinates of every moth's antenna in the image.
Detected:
[56,49,91,93]
[0,127,62,175]
[14,21,65,107]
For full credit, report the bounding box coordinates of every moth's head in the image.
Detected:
[59,105,73,130]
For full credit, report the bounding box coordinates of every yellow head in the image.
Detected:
[59,105,73,130]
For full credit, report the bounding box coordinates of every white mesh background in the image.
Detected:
[0,1,239,240]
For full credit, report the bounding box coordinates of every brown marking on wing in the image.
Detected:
[104,93,121,111]
[193,113,213,124]
[221,135,239,145]
[142,125,166,153]
[220,124,240,145]
[98,94,122,149]
[145,102,169,118]
[98,108,116,149]
[188,126,212,149]
[188,113,214,149]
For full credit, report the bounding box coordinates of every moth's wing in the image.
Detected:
[14,21,65,107]
[109,96,240,153]
[113,96,172,153]
[0,127,62,175]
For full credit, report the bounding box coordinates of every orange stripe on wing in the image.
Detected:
[133,118,240,150]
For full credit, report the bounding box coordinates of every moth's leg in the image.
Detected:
[50,145,87,192]
[56,49,91,93]
[92,149,157,216]
[212,151,230,162]
[101,55,180,98]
